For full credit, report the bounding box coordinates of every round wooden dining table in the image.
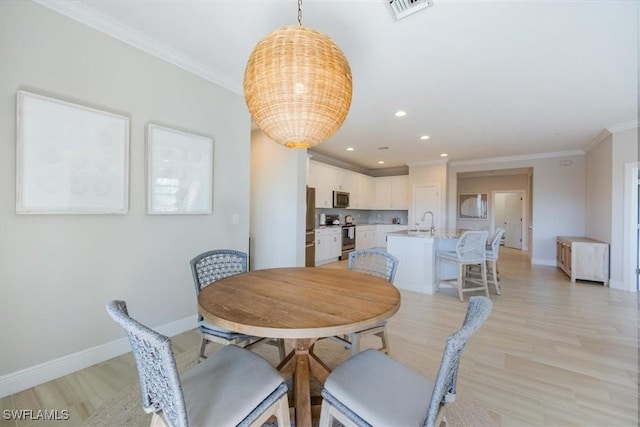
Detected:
[197,266,401,427]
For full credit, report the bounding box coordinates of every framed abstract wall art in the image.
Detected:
[146,123,213,214]
[16,90,129,214]
[458,193,488,219]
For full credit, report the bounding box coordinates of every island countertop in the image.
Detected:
[387,229,463,239]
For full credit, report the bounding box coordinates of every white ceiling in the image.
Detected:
[41,0,638,170]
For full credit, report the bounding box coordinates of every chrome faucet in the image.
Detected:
[421,211,435,235]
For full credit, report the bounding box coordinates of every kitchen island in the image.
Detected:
[387,230,462,294]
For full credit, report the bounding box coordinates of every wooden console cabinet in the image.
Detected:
[556,236,609,286]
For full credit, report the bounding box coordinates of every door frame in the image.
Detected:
[491,189,527,251]
[623,162,639,292]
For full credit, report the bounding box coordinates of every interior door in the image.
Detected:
[504,194,522,249]
[412,185,439,231]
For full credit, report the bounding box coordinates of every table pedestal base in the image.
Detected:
[276,339,331,427]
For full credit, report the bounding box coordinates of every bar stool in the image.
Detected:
[436,230,489,302]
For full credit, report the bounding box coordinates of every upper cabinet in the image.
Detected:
[391,176,409,210]
[308,160,408,210]
[352,174,374,209]
[374,176,409,210]
[308,161,333,208]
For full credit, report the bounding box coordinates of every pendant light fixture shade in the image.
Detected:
[243,25,352,148]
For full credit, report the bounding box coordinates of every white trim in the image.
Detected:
[623,162,639,292]
[0,315,197,398]
[531,258,556,267]
[33,0,241,94]
[607,119,639,134]
[406,159,448,167]
[449,150,585,167]
[609,278,633,291]
[583,129,612,153]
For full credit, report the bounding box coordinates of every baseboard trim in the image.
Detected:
[531,258,556,267]
[0,315,197,398]
[609,278,635,292]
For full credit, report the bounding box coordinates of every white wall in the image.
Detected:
[448,153,586,266]
[250,130,307,269]
[610,127,639,289]
[585,135,613,243]
[0,1,251,393]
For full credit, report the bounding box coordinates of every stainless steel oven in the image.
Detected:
[341,224,356,260]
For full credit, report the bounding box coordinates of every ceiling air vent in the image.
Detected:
[387,0,433,21]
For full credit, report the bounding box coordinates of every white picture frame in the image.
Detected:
[16,91,129,214]
[146,123,213,215]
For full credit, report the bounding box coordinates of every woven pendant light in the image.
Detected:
[243,4,352,148]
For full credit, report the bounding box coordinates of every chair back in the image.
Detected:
[489,228,505,255]
[424,296,493,427]
[348,249,399,283]
[106,300,188,427]
[190,249,248,294]
[455,230,489,261]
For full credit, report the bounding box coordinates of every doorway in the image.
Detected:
[493,191,525,250]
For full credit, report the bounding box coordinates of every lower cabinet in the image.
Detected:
[556,236,609,286]
[315,228,341,266]
[356,226,376,250]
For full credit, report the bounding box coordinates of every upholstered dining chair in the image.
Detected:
[190,249,286,361]
[435,230,490,302]
[329,248,399,356]
[319,296,493,427]
[106,300,290,427]
[485,228,505,294]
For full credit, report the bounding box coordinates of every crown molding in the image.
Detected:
[583,129,613,153]
[449,149,585,167]
[606,119,639,134]
[406,159,448,167]
[33,0,242,94]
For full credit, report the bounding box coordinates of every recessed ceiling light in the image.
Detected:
[440,153,448,157]
[346,147,354,151]
[378,160,385,164]
[420,135,430,140]
[394,110,407,117]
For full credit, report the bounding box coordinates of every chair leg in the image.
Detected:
[457,263,464,302]
[198,337,208,361]
[376,327,390,354]
[481,261,489,297]
[350,332,361,356]
[277,338,287,361]
[490,260,501,295]
[435,256,441,291]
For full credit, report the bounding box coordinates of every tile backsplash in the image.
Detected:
[315,208,408,228]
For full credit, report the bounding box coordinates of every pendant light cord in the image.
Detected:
[298,0,302,25]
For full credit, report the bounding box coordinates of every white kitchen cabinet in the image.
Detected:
[356,225,376,250]
[374,176,408,210]
[374,177,393,209]
[309,161,333,208]
[556,236,609,286]
[315,228,342,265]
[391,175,409,210]
[353,173,374,209]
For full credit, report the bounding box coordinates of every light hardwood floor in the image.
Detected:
[2,248,638,426]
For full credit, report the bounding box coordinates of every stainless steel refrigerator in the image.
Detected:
[305,187,316,266]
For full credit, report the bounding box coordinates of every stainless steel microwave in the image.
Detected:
[333,191,350,208]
